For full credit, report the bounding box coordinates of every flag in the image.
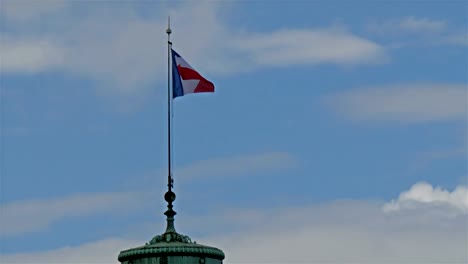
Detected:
[171,49,214,98]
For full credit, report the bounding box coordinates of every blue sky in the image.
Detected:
[1,1,467,263]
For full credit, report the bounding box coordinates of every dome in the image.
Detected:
[118,229,225,263]
[118,190,225,264]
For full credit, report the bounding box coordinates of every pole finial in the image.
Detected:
[164,190,176,233]
[166,16,172,35]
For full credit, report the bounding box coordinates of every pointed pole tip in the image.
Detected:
[166,16,172,35]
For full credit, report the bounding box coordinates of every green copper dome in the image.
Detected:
[118,240,225,262]
[118,190,225,264]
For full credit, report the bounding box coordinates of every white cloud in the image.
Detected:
[60,14,165,95]
[2,182,467,263]
[0,192,150,237]
[0,1,386,98]
[175,152,297,181]
[0,38,65,73]
[383,181,468,214]
[237,27,386,66]
[325,83,467,123]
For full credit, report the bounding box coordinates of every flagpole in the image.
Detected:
[166,17,173,194]
[164,17,177,233]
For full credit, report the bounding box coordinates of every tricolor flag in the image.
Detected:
[171,49,215,98]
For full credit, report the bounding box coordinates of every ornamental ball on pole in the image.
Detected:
[165,190,176,203]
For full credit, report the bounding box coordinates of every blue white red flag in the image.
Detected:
[171,49,214,98]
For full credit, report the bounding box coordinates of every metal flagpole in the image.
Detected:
[164,16,177,233]
[166,17,173,194]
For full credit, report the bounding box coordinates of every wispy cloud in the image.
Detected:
[0,37,65,73]
[237,27,386,66]
[439,32,468,46]
[367,16,467,47]
[368,16,447,35]
[0,151,295,237]
[398,17,447,32]
[0,238,141,263]
[2,181,467,263]
[324,83,467,123]
[0,192,151,237]
[1,1,386,98]
[174,152,297,181]
[409,144,467,175]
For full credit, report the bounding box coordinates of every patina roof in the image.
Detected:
[117,190,225,263]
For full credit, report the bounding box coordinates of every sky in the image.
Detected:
[0,0,467,263]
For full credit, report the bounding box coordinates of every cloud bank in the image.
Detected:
[2,182,466,263]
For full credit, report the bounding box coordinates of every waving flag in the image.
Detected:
[171,49,215,98]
